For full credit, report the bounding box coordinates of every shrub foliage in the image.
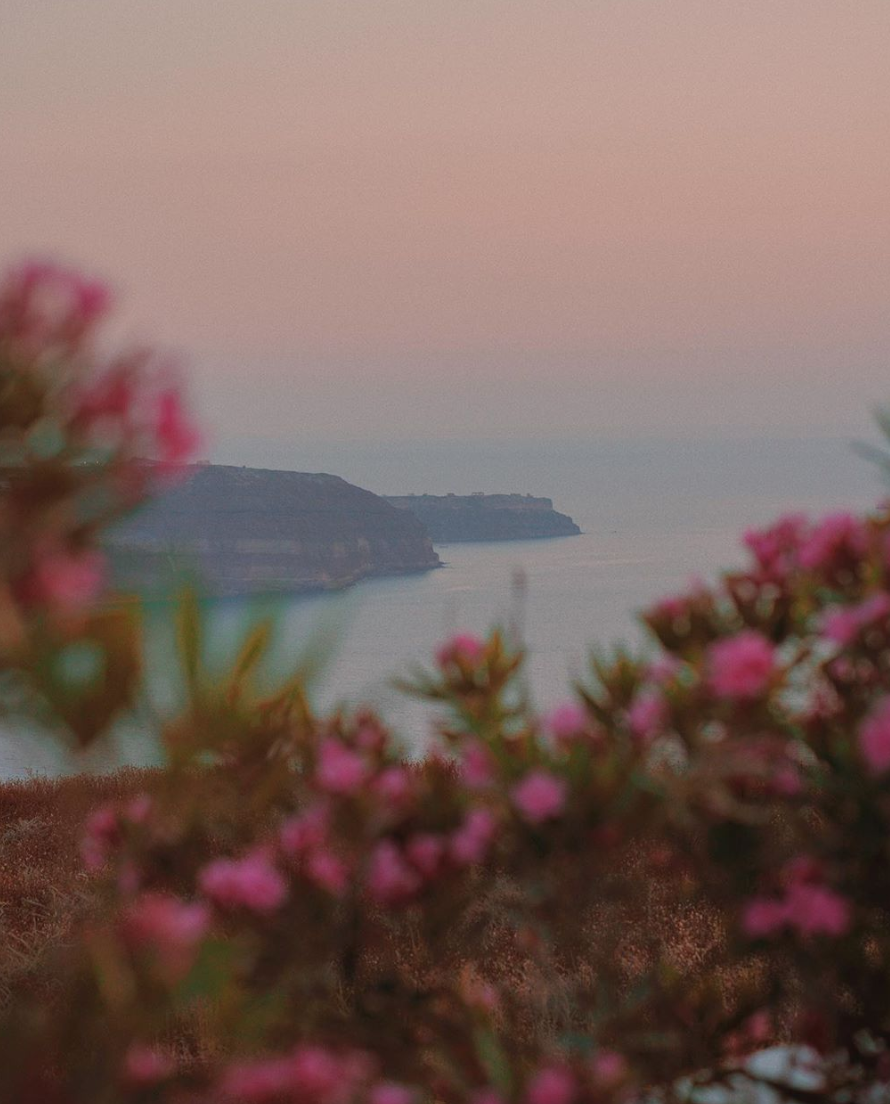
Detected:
[1,260,889,1103]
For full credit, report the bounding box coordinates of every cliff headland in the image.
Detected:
[107,465,441,597]
[384,493,581,542]
[107,468,581,598]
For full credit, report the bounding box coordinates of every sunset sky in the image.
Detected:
[1,1,888,453]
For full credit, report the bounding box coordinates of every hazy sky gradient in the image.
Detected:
[1,1,888,452]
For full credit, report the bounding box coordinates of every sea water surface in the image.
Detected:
[2,435,882,777]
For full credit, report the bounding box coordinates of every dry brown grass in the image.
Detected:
[0,767,157,1005]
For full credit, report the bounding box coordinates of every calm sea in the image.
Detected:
[2,435,881,778]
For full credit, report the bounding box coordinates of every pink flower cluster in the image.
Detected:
[859,697,890,775]
[20,545,106,612]
[511,771,567,825]
[822,593,890,647]
[436,632,486,669]
[0,259,111,356]
[71,361,201,475]
[280,804,352,896]
[707,630,776,701]
[544,702,588,744]
[743,862,850,940]
[122,893,209,980]
[316,737,371,795]
[743,514,808,581]
[743,511,870,581]
[200,850,288,914]
[626,689,668,742]
[219,1044,384,1104]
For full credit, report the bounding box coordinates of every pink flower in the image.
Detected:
[785,882,851,938]
[648,654,681,683]
[200,851,287,914]
[122,893,209,979]
[460,741,497,789]
[280,805,329,856]
[218,1045,368,1104]
[123,1044,174,1087]
[858,592,890,624]
[406,833,446,878]
[590,1051,627,1087]
[450,808,497,865]
[526,1066,576,1104]
[743,514,807,579]
[799,512,867,572]
[369,1083,415,1104]
[470,1092,505,1104]
[0,259,111,353]
[154,386,201,468]
[743,870,851,940]
[125,793,152,824]
[707,630,775,701]
[365,841,421,905]
[823,593,890,647]
[627,690,668,742]
[372,765,413,807]
[544,702,587,744]
[742,896,789,938]
[859,697,890,775]
[511,771,567,825]
[436,632,486,668]
[822,606,861,647]
[289,1045,345,1100]
[80,804,119,871]
[26,547,105,611]
[316,738,369,796]
[219,1056,296,1102]
[650,595,687,621]
[306,849,350,896]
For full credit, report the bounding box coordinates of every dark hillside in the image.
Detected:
[107,465,441,596]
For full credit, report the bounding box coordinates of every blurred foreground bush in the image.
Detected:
[2,261,890,1103]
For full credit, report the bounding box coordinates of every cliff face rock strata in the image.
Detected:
[383,493,581,543]
[107,466,441,597]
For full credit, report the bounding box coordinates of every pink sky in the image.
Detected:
[1,0,888,448]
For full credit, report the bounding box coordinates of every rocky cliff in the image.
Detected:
[383,493,581,542]
[107,465,441,597]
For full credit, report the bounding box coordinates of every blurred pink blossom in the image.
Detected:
[154,386,201,468]
[544,702,587,743]
[460,740,496,789]
[280,805,329,856]
[436,632,486,668]
[450,808,497,865]
[627,690,668,742]
[859,697,890,775]
[799,512,868,572]
[366,841,421,904]
[406,833,446,878]
[743,514,808,579]
[122,893,209,979]
[80,804,119,871]
[707,630,775,701]
[317,738,370,796]
[511,771,567,825]
[200,851,287,914]
[369,1083,415,1104]
[526,1066,576,1104]
[27,547,105,611]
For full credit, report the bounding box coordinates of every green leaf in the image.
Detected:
[176,587,203,695]
[229,619,273,689]
[472,1025,514,1097]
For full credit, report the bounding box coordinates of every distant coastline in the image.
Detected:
[384,493,581,542]
[106,465,580,598]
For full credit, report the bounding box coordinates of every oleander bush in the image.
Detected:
[1,260,890,1103]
